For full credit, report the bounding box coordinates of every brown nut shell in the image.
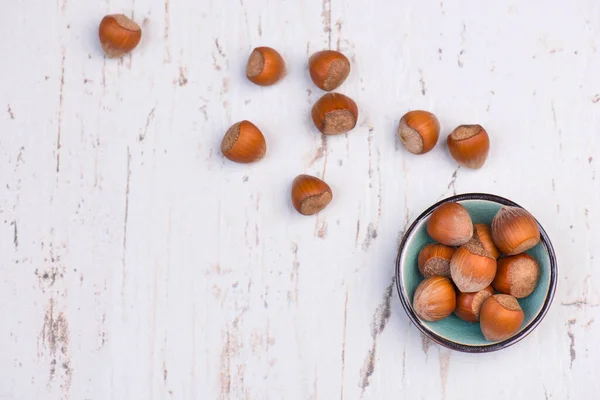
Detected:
[417,243,455,278]
[246,47,286,86]
[426,202,473,246]
[479,294,524,341]
[413,276,456,322]
[455,286,494,322]
[99,14,142,58]
[450,239,497,293]
[311,93,358,135]
[492,254,540,298]
[398,110,440,155]
[447,124,490,169]
[291,175,332,215]
[473,224,501,259]
[491,206,541,255]
[309,50,351,91]
[221,121,266,163]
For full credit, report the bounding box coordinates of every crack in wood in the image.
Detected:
[322,0,332,49]
[7,104,15,119]
[418,69,427,95]
[122,148,132,298]
[439,349,451,399]
[339,289,348,399]
[359,278,394,394]
[56,51,66,175]
[361,223,378,251]
[139,108,156,141]
[38,298,71,393]
[12,220,18,250]
[567,319,576,369]
[164,0,171,63]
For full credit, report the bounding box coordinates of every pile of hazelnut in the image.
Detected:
[412,202,542,342]
[224,46,357,215]
[97,13,350,216]
[97,14,492,217]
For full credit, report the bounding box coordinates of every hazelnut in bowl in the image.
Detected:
[395,193,557,353]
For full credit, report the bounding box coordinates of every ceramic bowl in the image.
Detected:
[395,193,557,353]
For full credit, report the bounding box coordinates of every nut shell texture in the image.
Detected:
[450,239,497,292]
[492,253,540,298]
[491,206,541,255]
[221,121,266,163]
[291,175,332,215]
[473,224,501,259]
[480,294,524,341]
[417,243,455,278]
[426,202,473,246]
[311,93,358,135]
[99,14,142,58]
[454,286,494,322]
[309,50,351,91]
[246,47,286,86]
[398,110,440,155]
[413,276,456,322]
[447,124,490,169]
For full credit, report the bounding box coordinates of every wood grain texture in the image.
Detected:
[0,0,599,399]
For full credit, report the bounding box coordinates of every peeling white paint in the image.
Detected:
[0,0,599,399]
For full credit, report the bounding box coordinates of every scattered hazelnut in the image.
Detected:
[291,175,332,215]
[473,224,501,259]
[427,202,473,246]
[246,47,286,86]
[412,276,457,322]
[479,294,524,341]
[99,14,142,58]
[450,238,497,293]
[311,93,358,135]
[493,254,540,298]
[417,243,455,278]
[398,110,440,155]
[447,124,490,169]
[221,121,266,163]
[309,50,351,91]
[491,206,540,255]
[455,286,494,322]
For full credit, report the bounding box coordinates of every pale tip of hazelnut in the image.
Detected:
[323,110,356,134]
[323,59,350,91]
[398,124,424,154]
[246,50,264,78]
[221,122,242,153]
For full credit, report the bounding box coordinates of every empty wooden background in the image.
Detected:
[1,0,599,399]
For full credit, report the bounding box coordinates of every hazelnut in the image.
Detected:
[412,276,456,322]
[492,254,540,298]
[309,50,351,91]
[291,175,332,215]
[480,294,524,341]
[450,238,497,293]
[99,14,142,58]
[455,286,494,322]
[417,243,455,278]
[246,47,286,86]
[398,110,440,155]
[426,202,473,246]
[473,224,501,259]
[311,93,358,135]
[491,206,540,255]
[221,121,266,163]
[447,124,490,169]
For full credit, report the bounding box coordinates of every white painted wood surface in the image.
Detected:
[1,0,599,399]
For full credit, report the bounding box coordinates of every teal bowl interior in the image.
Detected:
[396,193,557,352]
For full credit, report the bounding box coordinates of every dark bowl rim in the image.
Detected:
[395,192,558,353]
